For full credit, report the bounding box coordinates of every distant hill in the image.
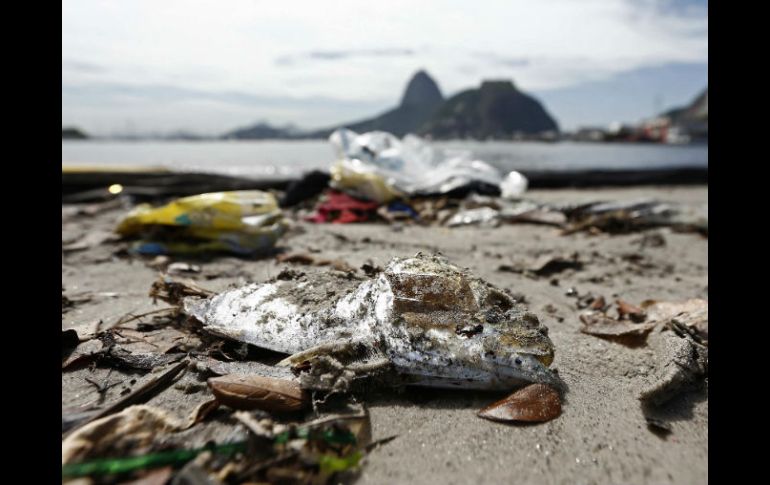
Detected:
[662,87,707,138]
[309,70,444,138]
[223,122,300,140]
[222,71,560,140]
[664,87,707,123]
[419,80,559,139]
[62,127,88,139]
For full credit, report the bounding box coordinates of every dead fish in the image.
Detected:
[184,253,561,391]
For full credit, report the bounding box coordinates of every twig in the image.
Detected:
[110,307,177,330]
[364,435,398,452]
[84,369,119,404]
[64,358,190,438]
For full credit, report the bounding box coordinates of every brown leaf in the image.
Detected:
[62,406,184,464]
[183,398,220,429]
[641,298,708,345]
[477,384,561,423]
[208,374,309,413]
[589,295,606,311]
[579,311,656,346]
[616,299,646,322]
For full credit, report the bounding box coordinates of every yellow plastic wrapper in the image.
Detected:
[116,191,287,255]
[329,160,403,204]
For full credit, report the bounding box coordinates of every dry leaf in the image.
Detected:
[589,296,607,311]
[62,405,184,464]
[477,383,561,423]
[579,311,656,346]
[642,298,708,344]
[208,374,309,413]
[183,398,220,429]
[616,299,646,322]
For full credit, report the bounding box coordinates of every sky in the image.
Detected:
[62,0,708,136]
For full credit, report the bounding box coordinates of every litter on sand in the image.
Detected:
[328,129,527,203]
[63,405,376,483]
[115,191,288,255]
[560,199,708,235]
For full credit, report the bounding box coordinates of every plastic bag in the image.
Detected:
[329,129,514,203]
[500,171,529,199]
[116,191,287,255]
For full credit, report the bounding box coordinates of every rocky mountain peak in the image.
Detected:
[400,70,444,108]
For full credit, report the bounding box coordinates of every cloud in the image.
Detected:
[276,48,415,65]
[62,0,707,133]
[62,81,392,134]
[62,60,106,73]
[62,81,390,109]
[473,52,531,68]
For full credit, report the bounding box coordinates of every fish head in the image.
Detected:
[382,253,561,391]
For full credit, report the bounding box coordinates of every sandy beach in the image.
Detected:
[62,185,707,485]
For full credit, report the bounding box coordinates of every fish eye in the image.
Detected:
[514,357,522,365]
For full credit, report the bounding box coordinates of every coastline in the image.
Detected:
[62,185,707,485]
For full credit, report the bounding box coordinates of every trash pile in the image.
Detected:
[62,253,565,483]
[63,401,377,484]
[116,191,288,255]
[107,131,707,257]
[559,199,708,235]
[328,129,521,203]
[280,129,531,225]
[277,129,708,235]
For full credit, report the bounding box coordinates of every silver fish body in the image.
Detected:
[185,253,560,390]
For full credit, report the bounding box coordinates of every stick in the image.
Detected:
[63,359,190,438]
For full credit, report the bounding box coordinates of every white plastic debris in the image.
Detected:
[328,129,511,203]
[500,171,529,199]
[446,207,501,227]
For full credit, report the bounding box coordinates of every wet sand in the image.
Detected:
[62,185,707,485]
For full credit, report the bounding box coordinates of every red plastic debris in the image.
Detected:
[307,190,380,223]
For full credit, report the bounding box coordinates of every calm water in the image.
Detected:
[62,140,708,179]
